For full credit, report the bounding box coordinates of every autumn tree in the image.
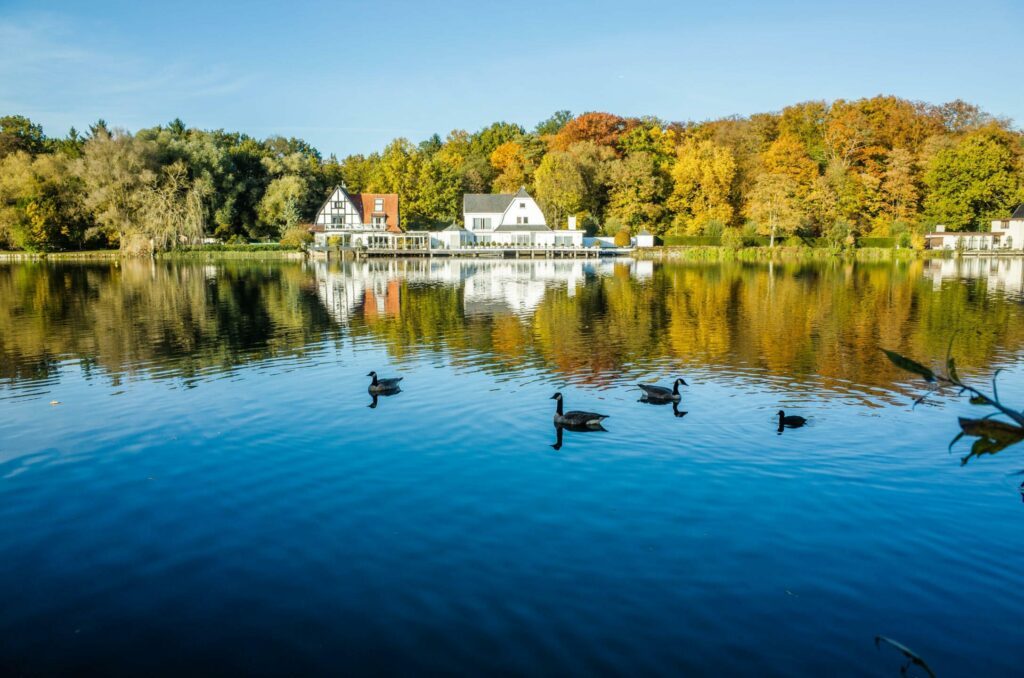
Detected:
[549,113,633,152]
[745,173,803,246]
[490,141,533,193]
[668,138,736,234]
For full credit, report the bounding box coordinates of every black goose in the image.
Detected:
[551,392,608,428]
[777,410,807,429]
[638,378,687,402]
[367,371,403,394]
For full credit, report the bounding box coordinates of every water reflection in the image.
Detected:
[2,258,1024,404]
[551,423,607,451]
[922,256,1024,299]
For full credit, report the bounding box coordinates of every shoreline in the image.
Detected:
[0,247,1015,264]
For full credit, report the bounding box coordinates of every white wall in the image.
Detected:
[315,187,362,229]
[499,196,546,228]
[464,212,503,233]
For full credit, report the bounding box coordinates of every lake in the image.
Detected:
[1,256,1022,675]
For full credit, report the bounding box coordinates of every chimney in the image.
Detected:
[567,216,577,231]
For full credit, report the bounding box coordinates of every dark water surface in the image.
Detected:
[1,257,1022,675]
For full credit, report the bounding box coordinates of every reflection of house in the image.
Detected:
[437,187,585,249]
[922,257,1024,297]
[311,186,429,250]
[926,205,1024,250]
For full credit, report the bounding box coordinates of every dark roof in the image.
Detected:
[637,229,652,236]
[464,193,514,213]
[443,223,467,232]
[514,186,530,198]
[493,223,551,232]
[1012,204,1024,219]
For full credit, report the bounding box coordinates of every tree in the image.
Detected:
[745,173,803,246]
[139,160,211,250]
[669,138,736,234]
[880,148,919,225]
[0,116,46,158]
[549,113,633,152]
[490,141,533,193]
[258,175,308,235]
[534,141,614,228]
[922,125,1022,230]
[78,128,157,250]
[606,152,668,233]
[534,110,573,136]
[0,151,91,251]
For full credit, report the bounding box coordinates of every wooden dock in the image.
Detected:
[313,246,631,259]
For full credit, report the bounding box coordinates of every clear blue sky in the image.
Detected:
[1,0,1021,157]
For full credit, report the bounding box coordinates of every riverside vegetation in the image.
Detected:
[1,97,1023,255]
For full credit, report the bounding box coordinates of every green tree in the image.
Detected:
[0,115,47,158]
[606,151,667,233]
[922,125,1022,230]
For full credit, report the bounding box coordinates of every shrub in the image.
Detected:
[721,227,743,250]
[279,226,313,248]
[614,229,632,247]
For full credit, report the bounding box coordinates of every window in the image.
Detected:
[516,216,529,225]
[372,216,386,228]
[374,198,384,212]
[472,218,492,230]
[333,201,344,209]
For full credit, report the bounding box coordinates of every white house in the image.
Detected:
[926,205,1024,250]
[453,187,584,249]
[310,186,428,250]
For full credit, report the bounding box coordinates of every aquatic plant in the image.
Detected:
[882,343,1024,464]
[874,636,936,678]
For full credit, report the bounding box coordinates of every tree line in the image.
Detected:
[1,97,1022,252]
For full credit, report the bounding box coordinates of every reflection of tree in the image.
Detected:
[0,260,338,385]
[2,260,1023,400]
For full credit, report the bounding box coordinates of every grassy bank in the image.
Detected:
[0,250,122,261]
[639,246,953,262]
[0,245,306,262]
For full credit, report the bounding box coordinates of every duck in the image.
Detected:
[367,371,403,394]
[777,410,807,429]
[551,392,608,428]
[638,377,687,402]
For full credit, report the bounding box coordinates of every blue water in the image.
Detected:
[0,258,1022,675]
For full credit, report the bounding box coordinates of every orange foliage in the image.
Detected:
[549,112,636,152]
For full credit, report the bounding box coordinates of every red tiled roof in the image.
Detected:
[356,193,401,233]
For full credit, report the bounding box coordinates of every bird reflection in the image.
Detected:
[551,422,606,450]
[638,397,688,418]
[367,390,401,409]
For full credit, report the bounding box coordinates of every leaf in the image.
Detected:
[881,349,935,383]
[957,417,1024,465]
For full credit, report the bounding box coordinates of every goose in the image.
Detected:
[551,392,608,428]
[638,378,687,402]
[777,410,807,429]
[367,371,403,394]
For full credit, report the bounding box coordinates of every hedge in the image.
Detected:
[173,243,301,252]
[856,237,897,248]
